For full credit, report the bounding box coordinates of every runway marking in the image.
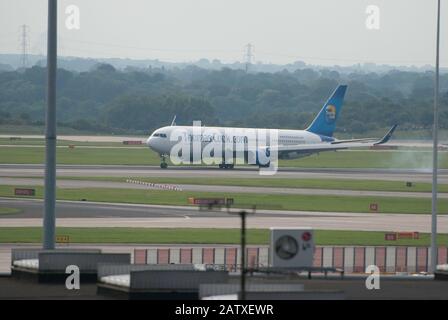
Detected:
[125,178,182,191]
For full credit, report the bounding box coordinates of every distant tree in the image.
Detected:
[94,63,116,73]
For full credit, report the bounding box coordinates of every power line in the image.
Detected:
[255,50,440,65]
[27,36,448,67]
[61,37,241,54]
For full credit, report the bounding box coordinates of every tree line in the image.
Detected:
[0,63,447,135]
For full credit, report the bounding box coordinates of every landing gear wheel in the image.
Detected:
[219,164,234,169]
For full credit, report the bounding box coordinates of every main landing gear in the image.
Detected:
[160,155,168,169]
[219,163,234,169]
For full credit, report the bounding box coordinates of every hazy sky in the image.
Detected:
[0,0,446,66]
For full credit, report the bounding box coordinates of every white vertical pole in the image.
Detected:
[431,0,441,273]
[43,0,57,250]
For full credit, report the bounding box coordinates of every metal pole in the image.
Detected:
[431,0,440,273]
[240,211,246,300]
[43,0,57,250]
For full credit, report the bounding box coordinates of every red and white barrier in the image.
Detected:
[134,246,448,273]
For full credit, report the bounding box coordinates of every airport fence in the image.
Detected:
[134,246,448,274]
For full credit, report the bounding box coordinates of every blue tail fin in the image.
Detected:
[306,85,347,137]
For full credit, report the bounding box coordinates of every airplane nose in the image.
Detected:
[146,137,153,148]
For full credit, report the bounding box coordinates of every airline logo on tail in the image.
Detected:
[306,85,347,137]
[325,105,336,123]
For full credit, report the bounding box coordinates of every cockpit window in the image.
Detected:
[153,133,167,138]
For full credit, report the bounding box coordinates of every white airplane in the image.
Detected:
[146,85,397,169]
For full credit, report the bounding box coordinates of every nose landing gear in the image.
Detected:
[219,163,234,169]
[160,155,168,169]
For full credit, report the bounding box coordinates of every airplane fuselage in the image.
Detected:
[146,125,331,159]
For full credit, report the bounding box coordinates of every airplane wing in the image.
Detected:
[267,125,398,156]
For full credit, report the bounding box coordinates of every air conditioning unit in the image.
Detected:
[270,227,315,268]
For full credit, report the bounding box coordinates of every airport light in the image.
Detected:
[431,0,441,273]
[43,0,57,249]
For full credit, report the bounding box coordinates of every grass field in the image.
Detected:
[0,146,159,165]
[0,207,20,215]
[0,138,145,147]
[1,184,447,214]
[1,146,447,168]
[0,227,447,246]
[55,176,448,193]
[0,124,86,135]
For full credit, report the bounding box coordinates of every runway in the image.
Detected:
[1,164,447,183]
[1,177,446,199]
[0,198,446,233]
